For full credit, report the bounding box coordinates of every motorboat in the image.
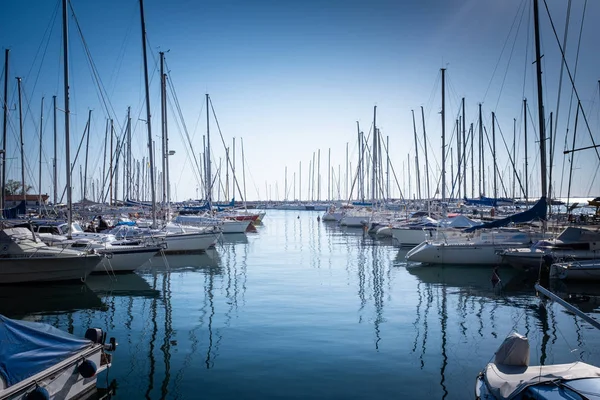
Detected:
[476,284,600,399]
[406,228,545,266]
[0,314,117,399]
[550,259,600,281]
[501,227,600,271]
[475,332,600,399]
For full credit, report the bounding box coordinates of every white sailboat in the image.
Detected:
[0,227,101,284]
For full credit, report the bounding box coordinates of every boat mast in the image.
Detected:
[206,93,212,208]
[533,0,548,199]
[52,95,57,205]
[160,51,166,208]
[411,109,421,200]
[126,106,131,200]
[109,119,114,205]
[523,98,529,202]
[478,103,484,196]
[299,160,301,202]
[345,142,348,200]
[421,106,430,200]
[139,0,157,227]
[83,109,91,201]
[317,148,321,201]
[62,0,73,237]
[372,106,377,203]
[492,111,497,199]
[17,77,26,204]
[441,68,446,201]
[470,123,474,198]
[1,49,8,214]
[452,116,462,199]
[462,98,466,198]
[327,148,331,201]
[38,97,44,214]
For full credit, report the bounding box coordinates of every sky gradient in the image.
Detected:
[1,0,599,203]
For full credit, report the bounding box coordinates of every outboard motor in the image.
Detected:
[494,332,530,367]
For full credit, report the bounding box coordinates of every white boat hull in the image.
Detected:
[406,241,529,265]
[163,232,219,253]
[340,215,369,228]
[94,247,161,273]
[391,228,427,247]
[0,255,101,284]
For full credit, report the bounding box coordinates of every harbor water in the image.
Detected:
[4,210,600,399]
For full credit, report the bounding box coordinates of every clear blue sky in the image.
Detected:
[1,0,599,202]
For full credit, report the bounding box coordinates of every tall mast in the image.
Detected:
[513,118,516,199]
[62,0,73,237]
[52,95,57,205]
[205,93,211,207]
[462,98,466,198]
[533,0,548,199]
[456,117,461,199]
[372,106,377,202]
[386,135,390,199]
[470,123,474,198]
[241,137,247,206]
[478,103,484,196]
[548,112,553,201]
[126,106,131,200]
[109,119,113,205]
[83,109,91,201]
[1,49,9,213]
[299,160,301,202]
[17,77,26,203]
[328,148,331,201]
[421,106,430,200]
[38,97,44,213]
[492,112,497,199]
[160,51,166,207]
[139,0,157,226]
[345,142,348,200]
[411,110,421,200]
[441,68,446,200]
[523,98,529,202]
[317,149,321,201]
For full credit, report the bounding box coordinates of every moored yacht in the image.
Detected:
[0,228,101,284]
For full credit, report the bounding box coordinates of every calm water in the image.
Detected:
[5,210,600,399]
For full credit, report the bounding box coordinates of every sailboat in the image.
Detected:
[475,0,600,398]
[132,5,221,253]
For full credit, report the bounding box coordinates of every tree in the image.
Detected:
[4,180,32,195]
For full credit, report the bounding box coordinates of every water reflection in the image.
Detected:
[0,282,104,318]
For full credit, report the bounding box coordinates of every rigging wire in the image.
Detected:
[543,0,598,164]
[482,0,528,104]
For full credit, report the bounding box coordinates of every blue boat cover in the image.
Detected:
[465,197,547,233]
[0,315,91,387]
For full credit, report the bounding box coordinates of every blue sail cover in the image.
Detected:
[0,315,92,386]
[465,197,547,233]
[2,201,26,219]
[464,196,514,207]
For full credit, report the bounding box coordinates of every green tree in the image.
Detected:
[4,180,32,195]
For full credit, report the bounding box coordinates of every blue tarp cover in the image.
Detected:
[0,314,92,386]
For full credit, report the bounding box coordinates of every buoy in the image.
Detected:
[78,359,98,378]
[26,386,49,400]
